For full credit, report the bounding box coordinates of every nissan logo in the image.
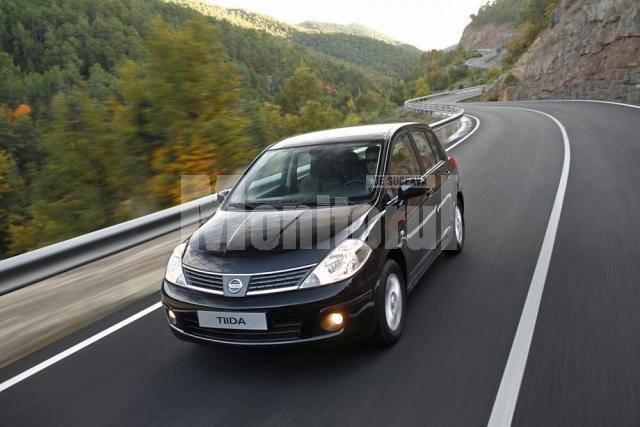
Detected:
[227,278,243,294]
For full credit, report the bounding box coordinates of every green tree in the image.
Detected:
[0,149,25,256]
[9,91,131,253]
[258,102,299,143]
[297,100,343,133]
[276,64,326,114]
[116,19,254,206]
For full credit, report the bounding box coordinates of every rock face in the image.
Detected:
[504,0,640,103]
[460,22,520,50]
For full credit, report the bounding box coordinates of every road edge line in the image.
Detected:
[0,301,162,393]
[489,99,640,111]
[486,107,571,427]
[447,114,481,152]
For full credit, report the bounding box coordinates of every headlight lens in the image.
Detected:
[165,243,187,286]
[299,239,372,289]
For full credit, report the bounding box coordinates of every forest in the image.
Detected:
[0,0,486,258]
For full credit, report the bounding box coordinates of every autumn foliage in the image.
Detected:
[12,104,31,121]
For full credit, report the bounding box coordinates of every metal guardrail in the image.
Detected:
[0,194,218,295]
[405,85,484,146]
[404,85,484,129]
[0,87,482,296]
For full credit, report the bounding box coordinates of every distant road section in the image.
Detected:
[466,48,499,69]
[426,87,484,104]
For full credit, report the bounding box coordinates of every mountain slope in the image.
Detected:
[299,21,403,46]
[164,0,307,37]
[164,0,422,77]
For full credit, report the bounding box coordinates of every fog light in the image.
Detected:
[321,312,344,331]
[167,309,177,324]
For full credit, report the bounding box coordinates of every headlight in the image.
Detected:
[299,239,372,289]
[165,243,187,286]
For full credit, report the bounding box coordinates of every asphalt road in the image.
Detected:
[1,98,639,426]
[429,86,484,104]
[465,49,500,69]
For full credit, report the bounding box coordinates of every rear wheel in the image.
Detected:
[370,260,406,346]
[446,200,464,254]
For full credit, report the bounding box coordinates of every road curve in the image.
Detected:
[465,49,499,69]
[428,86,484,105]
[1,99,640,426]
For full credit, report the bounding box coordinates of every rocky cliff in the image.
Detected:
[460,22,520,51]
[498,0,640,103]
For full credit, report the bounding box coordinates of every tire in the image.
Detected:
[370,259,406,346]
[446,199,464,255]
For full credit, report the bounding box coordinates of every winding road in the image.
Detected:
[1,94,639,426]
[465,49,500,69]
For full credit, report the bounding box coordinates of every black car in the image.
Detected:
[162,122,464,346]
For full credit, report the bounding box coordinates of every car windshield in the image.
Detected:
[226,141,383,209]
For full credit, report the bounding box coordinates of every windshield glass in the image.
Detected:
[226,141,383,209]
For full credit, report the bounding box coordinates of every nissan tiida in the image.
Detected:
[162,122,464,346]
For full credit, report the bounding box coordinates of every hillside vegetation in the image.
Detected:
[469,0,526,27]
[0,0,489,257]
[0,0,401,257]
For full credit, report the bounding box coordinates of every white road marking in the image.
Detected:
[0,301,162,393]
[494,99,640,111]
[447,114,481,152]
[560,100,640,110]
[485,107,571,427]
[0,110,484,394]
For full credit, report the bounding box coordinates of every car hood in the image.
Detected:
[183,203,373,274]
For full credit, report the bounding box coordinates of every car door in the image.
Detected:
[385,131,430,277]
[406,129,440,270]
[424,130,455,249]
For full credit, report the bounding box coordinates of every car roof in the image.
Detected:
[270,122,424,149]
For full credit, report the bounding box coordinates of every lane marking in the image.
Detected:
[0,302,162,393]
[485,107,571,427]
[478,99,640,111]
[0,112,483,394]
[557,99,640,110]
[447,114,481,152]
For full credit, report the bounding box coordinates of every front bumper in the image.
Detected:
[161,273,377,346]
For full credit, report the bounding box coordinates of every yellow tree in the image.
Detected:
[415,77,431,97]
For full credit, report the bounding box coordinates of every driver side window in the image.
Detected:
[387,132,421,197]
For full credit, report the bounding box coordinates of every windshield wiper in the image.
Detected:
[226,202,258,210]
[266,200,318,207]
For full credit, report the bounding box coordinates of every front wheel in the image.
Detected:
[370,260,406,346]
[446,201,464,255]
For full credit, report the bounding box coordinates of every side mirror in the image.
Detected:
[398,177,429,200]
[216,189,230,203]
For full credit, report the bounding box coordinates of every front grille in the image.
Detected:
[182,312,302,342]
[182,265,313,294]
[248,267,312,292]
[183,266,223,292]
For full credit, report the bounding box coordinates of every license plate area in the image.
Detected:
[197,311,267,330]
